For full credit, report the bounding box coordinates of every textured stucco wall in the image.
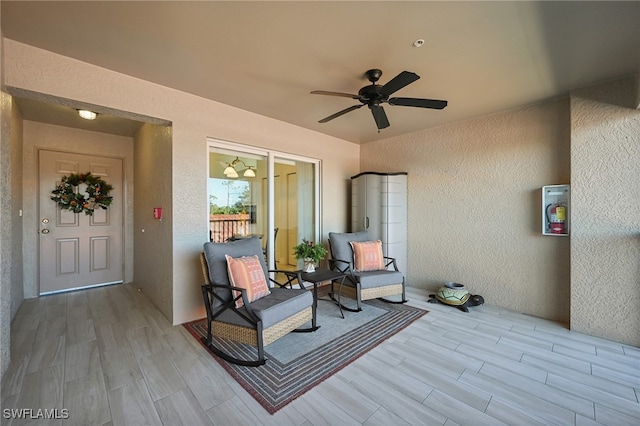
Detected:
[0,90,9,381]
[570,76,640,346]
[134,123,173,322]
[635,75,640,109]
[9,100,23,319]
[0,87,20,382]
[21,121,135,298]
[3,39,359,325]
[1,11,9,380]
[0,94,25,380]
[361,100,571,323]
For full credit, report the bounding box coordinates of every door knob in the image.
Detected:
[42,218,50,224]
[41,229,50,234]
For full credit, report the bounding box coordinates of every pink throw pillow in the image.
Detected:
[225,255,271,308]
[350,240,385,272]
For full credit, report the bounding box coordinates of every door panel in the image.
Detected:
[57,239,79,275]
[39,150,124,294]
[90,237,110,270]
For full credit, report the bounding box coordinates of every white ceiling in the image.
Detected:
[2,1,639,143]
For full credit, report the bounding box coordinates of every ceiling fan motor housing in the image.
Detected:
[358,85,385,106]
[365,69,383,83]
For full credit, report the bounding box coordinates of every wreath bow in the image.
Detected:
[51,173,114,215]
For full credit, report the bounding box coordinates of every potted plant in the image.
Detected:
[293,239,328,273]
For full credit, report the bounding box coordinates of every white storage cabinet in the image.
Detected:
[351,172,408,274]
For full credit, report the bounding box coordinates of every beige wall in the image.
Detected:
[570,76,640,346]
[3,39,360,327]
[361,76,640,345]
[9,99,23,317]
[0,18,26,372]
[1,16,8,377]
[361,99,572,324]
[0,92,25,379]
[134,123,173,322]
[0,89,10,379]
[636,75,640,109]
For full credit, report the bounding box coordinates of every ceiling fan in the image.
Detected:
[311,69,447,130]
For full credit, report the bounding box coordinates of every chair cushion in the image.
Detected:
[226,255,271,307]
[352,270,404,289]
[328,231,370,269]
[203,237,268,303]
[216,288,312,329]
[350,240,385,271]
[250,288,313,328]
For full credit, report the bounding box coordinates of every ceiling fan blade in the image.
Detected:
[318,104,364,123]
[370,105,390,129]
[311,90,360,100]
[389,97,448,109]
[379,71,420,97]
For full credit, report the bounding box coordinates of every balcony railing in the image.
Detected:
[209,214,251,242]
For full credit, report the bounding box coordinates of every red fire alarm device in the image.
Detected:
[153,208,163,220]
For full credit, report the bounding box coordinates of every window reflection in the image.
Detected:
[209,146,318,271]
[208,179,252,242]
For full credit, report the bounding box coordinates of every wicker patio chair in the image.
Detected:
[328,230,407,312]
[201,237,315,366]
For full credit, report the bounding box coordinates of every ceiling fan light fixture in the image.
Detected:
[78,109,97,120]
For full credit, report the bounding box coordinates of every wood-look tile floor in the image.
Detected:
[2,283,639,425]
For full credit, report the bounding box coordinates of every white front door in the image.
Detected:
[39,150,124,294]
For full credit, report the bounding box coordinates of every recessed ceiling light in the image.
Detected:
[78,109,97,120]
[413,39,425,48]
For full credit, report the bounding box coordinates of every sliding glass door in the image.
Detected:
[273,156,317,269]
[208,140,320,270]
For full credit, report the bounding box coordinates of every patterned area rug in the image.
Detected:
[184,297,427,414]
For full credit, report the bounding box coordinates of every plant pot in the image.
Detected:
[303,258,316,273]
[436,282,470,306]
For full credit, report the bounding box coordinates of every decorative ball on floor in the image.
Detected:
[428,282,484,312]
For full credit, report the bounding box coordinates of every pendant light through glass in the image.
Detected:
[223,156,256,178]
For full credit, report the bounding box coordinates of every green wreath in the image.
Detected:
[51,172,114,215]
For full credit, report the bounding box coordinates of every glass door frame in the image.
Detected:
[207,138,322,270]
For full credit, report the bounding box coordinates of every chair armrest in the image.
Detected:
[202,283,260,324]
[203,282,244,305]
[383,256,399,271]
[267,269,303,289]
[328,258,351,274]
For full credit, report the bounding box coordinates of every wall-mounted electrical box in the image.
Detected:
[542,185,570,236]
